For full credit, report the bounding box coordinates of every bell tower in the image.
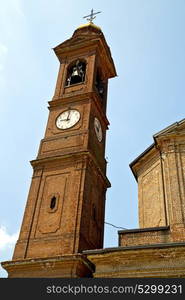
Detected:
[2,22,116,277]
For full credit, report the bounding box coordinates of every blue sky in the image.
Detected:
[1,0,185,277]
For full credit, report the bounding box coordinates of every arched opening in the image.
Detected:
[66,59,86,86]
[95,69,104,98]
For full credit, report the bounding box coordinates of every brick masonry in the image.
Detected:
[1,23,116,278]
[2,24,185,278]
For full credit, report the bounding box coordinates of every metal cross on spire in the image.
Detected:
[83,9,101,24]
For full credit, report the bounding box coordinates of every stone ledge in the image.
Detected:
[85,243,185,278]
[83,241,185,255]
[118,226,169,234]
[1,254,95,278]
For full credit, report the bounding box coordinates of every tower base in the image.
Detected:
[1,254,94,278]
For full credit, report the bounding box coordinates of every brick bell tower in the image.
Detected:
[2,21,116,277]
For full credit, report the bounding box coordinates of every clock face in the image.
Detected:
[56,109,80,130]
[94,117,103,142]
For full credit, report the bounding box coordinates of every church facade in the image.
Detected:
[2,22,185,278]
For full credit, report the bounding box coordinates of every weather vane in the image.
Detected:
[83,9,101,24]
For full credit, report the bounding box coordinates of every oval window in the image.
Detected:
[50,196,56,210]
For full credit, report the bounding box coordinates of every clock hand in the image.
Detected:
[67,110,71,121]
[61,117,68,121]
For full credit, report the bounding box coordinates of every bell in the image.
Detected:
[67,60,85,85]
[71,67,80,77]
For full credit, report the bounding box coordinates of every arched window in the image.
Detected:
[95,69,104,98]
[66,60,86,86]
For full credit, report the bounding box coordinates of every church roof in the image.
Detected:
[74,22,102,34]
[153,118,185,139]
[130,118,185,178]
